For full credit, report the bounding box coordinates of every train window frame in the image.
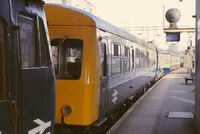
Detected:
[123,46,130,74]
[38,18,50,66]
[51,38,83,80]
[18,14,38,68]
[0,19,9,100]
[111,43,121,77]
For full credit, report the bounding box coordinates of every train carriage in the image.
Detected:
[161,51,171,74]
[171,54,181,70]
[0,0,55,134]
[157,49,180,74]
[156,48,165,78]
[45,3,158,133]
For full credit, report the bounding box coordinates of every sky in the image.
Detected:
[45,0,196,50]
[91,0,195,50]
[93,0,195,28]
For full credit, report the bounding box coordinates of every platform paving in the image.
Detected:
[107,68,198,134]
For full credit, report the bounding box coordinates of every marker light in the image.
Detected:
[61,105,72,116]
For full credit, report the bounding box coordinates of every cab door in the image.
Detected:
[99,39,109,118]
[18,14,55,134]
[0,18,13,134]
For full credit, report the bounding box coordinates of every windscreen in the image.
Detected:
[51,39,83,80]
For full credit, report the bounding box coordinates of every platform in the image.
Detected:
[107,68,198,134]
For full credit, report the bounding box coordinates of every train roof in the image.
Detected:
[46,3,154,49]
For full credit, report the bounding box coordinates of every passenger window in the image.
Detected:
[112,43,121,76]
[39,18,50,66]
[132,49,134,69]
[114,44,119,56]
[123,47,130,73]
[124,47,129,57]
[100,42,106,77]
[136,49,140,69]
[141,51,144,68]
[51,39,83,80]
[0,20,8,100]
[147,52,150,67]
[18,15,37,68]
[144,51,147,68]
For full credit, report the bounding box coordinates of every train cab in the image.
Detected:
[0,0,55,134]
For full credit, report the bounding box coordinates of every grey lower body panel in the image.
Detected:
[98,74,155,118]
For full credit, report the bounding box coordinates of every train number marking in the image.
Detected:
[28,119,51,134]
[112,89,118,104]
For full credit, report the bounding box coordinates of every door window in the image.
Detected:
[100,42,107,77]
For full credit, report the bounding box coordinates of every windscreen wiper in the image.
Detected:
[52,35,68,56]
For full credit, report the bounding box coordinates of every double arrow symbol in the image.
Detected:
[112,89,118,104]
[28,119,51,134]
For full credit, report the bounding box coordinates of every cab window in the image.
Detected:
[18,15,37,68]
[39,18,50,66]
[51,39,83,80]
[0,19,8,100]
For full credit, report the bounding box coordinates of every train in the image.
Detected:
[157,49,181,74]
[0,0,55,134]
[45,3,180,133]
[0,1,182,134]
[0,1,181,134]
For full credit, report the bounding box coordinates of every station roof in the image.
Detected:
[164,28,195,33]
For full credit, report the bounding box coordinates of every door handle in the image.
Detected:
[10,101,17,113]
[10,101,18,134]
